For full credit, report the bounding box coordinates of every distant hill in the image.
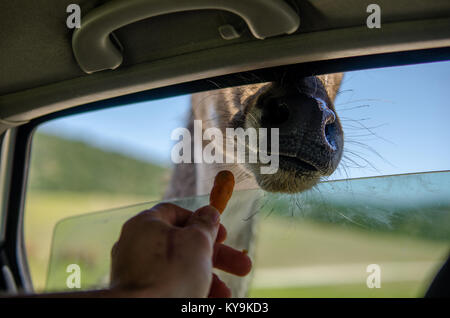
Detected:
[28,133,170,197]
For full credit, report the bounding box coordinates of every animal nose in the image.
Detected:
[259,96,291,125]
[259,93,337,151]
[321,102,336,125]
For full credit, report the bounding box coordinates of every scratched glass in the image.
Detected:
[46,171,450,296]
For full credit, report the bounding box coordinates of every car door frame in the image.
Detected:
[1,47,450,294]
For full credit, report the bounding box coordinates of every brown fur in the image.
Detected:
[165,74,344,297]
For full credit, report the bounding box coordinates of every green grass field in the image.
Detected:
[25,133,169,290]
[249,281,422,298]
[25,190,449,297]
[23,133,450,297]
[249,216,448,297]
[24,190,153,291]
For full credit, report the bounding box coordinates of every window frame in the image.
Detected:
[2,47,450,293]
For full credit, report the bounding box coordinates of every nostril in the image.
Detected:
[317,99,337,150]
[324,122,337,151]
[261,97,290,126]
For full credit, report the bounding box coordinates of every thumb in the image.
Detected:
[186,205,220,244]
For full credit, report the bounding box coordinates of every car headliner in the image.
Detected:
[0,0,449,128]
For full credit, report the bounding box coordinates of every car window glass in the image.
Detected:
[46,171,450,294]
[24,60,450,295]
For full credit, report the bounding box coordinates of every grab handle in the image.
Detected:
[72,0,300,73]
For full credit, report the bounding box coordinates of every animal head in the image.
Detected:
[191,73,344,193]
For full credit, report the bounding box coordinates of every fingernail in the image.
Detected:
[198,206,220,224]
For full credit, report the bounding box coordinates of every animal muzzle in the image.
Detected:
[258,91,343,175]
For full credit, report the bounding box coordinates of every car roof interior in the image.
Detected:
[1,0,450,129]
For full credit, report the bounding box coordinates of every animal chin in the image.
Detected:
[278,155,318,172]
[252,166,321,193]
[244,156,320,194]
[245,145,343,193]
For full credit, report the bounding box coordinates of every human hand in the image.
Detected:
[110,202,252,298]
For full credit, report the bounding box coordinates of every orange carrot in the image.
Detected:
[209,170,235,214]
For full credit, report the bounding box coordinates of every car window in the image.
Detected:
[45,171,450,295]
[24,95,191,291]
[24,60,450,296]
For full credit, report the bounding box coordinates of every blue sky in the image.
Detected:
[39,60,450,179]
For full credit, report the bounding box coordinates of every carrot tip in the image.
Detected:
[209,170,235,214]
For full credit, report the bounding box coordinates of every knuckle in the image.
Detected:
[122,217,138,232]
[111,242,119,257]
[152,202,177,211]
